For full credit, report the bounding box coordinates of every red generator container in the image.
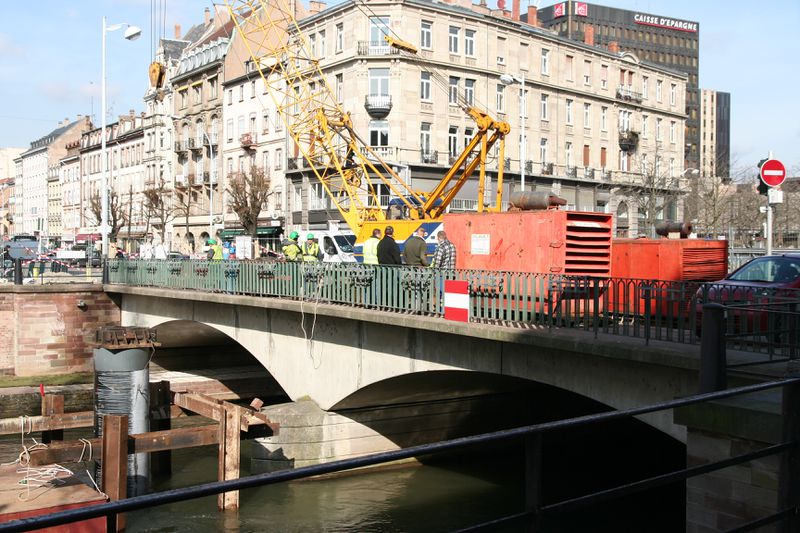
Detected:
[609,238,728,317]
[442,210,613,318]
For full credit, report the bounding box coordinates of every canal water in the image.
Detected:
[0,419,683,531]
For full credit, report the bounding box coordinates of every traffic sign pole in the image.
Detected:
[760,153,786,256]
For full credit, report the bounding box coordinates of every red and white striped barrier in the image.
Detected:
[444,280,470,322]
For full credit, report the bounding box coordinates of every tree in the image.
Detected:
[226,165,272,239]
[620,150,684,237]
[143,178,177,243]
[89,190,126,241]
[172,185,195,252]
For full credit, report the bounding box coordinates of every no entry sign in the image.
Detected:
[760,159,786,188]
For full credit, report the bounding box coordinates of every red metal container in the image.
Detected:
[443,210,613,276]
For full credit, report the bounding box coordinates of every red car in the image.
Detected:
[696,254,800,340]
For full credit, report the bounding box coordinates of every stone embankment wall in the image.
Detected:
[0,285,120,376]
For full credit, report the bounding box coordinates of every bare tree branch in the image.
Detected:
[143,178,177,243]
[226,165,272,238]
[89,191,126,241]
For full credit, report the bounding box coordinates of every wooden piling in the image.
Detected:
[218,405,241,510]
[40,395,64,444]
[102,414,128,532]
[149,380,172,475]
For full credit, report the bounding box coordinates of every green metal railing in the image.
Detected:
[107,260,800,356]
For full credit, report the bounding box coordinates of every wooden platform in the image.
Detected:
[149,364,281,400]
[0,464,107,531]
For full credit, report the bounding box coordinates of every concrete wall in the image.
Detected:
[116,286,702,441]
[0,285,120,376]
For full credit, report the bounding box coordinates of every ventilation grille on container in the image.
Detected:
[682,245,728,281]
[564,212,612,276]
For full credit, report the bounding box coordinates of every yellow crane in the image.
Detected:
[223,0,509,248]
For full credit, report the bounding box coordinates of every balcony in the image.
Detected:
[364,94,393,119]
[190,138,203,151]
[357,40,399,56]
[599,168,611,182]
[174,174,186,187]
[616,85,643,104]
[524,160,533,174]
[541,163,554,175]
[174,140,189,152]
[420,150,438,164]
[583,167,595,180]
[618,130,640,152]
[240,132,256,149]
[369,146,396,160]
[566,166,578,179]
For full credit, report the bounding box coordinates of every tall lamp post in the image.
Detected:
[499,72,526,191]
[101,17,141,258]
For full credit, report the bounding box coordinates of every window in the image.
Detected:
[226,119,233,142]
[227,89,232,105]
[600,146,607,168]
[237,116,245,138]
[540,93,549,120]
[583,103,591,128]
[541,49,550,74]
[565,55,574,80]
[565,141,573,168]
[319,30,326,56]
[420,20,432,49]
[309,34,317,57]
[369,120,389,147]
[262,151,270,172]
[275,110,282,131]
[540,138,548,163]
[369,68,389,96]
[566,99,573,124]
[449,26,459,54]
[656,118,662,140]
[335,73,343,103]
[193,84,201,104]
[619,110,631,132]
[464,127,474,149]
[583,144,590,167]
[497,36,506,65]
[619,150,629,172]
[656,79,663,102]
[583,60,591,85]
[669,158,675,178]
[669,120,676,143]
[465,29,475,56]
[670,83,677,106]
[601,65,608,89]
[448,126,459,157]
[180,89,187,108]
[275,148,283,170]
[420,122,432,154]
[464,79,475,106]
[227,157,233,176]
[496,84,505,112]
[642,77,649,99]
[601,106,607,130]
[208,77,218,99]
[449,76,460,104]
[238,85,244,102]
[262,111,269,133]
[642,115,649,137]
[249,113,257,134]
[420,72,431,100]
[250,80,256,98]
[238,156,245,173]
[336,23,344,53]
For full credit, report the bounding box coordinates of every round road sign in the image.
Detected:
[760,159,786,187]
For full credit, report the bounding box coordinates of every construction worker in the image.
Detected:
[302,233,321,262]
[362,228,381,264]
[281,231,302,261]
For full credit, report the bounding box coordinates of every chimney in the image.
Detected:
[174,23,182,39]
[608,41,619,53]
[64,117,69,126]
[512,0,520,20]
[526,5,538,26]
[309,1,327,13]
[584,24,595,46]
[204,7,211,26]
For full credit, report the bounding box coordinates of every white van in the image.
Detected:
[296,230,356,263]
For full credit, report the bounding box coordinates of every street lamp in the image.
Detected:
[499,72,526,191]
[101,17,141,258]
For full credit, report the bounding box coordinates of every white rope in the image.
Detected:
[78,438,93,463]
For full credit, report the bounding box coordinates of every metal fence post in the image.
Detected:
[779,377,800,533]
[102,259,109,284]
[699,303,727,393]
[524,433,542,531]
[13,258,22,285]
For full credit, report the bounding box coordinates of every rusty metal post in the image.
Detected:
[524,433,542,531]
[41,395,64,444]
[102,414,128,533]
[699,303,727,393]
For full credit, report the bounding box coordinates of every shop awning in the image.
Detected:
[220,227,282,239]
[75,233,101,243]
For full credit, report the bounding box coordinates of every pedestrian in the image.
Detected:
[302,233,322,262]
[362,228,381,265]
[281,231,302,261]
[431,231,456,270]
[211,239,223,260]
[153,240,167,260]
[377,225,401,265]
[403,226,429,266]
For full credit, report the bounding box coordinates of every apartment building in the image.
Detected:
[47,164,61,244]
[16,117,91,237]
[293,0,687,236]
[59,141,81,244]
[0,147,24,237]
[170,6,233,250]
[699,89,730,180]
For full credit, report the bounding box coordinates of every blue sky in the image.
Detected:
[1,0,798,174]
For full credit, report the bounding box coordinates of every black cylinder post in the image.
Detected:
[13,258,22,285]
[699,303,727,393]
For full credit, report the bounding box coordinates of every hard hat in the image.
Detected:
[307,233,315,240]
[289,231,299,240]
[207,239,216,245]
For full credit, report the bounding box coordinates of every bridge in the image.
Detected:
[105,259,798,530]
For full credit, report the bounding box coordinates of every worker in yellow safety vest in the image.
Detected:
[362,228,381,264]
[302,233,321,261]
[281,231,302,261]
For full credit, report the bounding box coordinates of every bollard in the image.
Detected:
[699,303,727,393]
[13,258,22,285]
[102,260,109,284]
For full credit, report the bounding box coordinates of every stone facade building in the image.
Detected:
[59,140,81,244]
[0,147,24,237]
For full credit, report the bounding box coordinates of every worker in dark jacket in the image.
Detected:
[377,226,402,265]
[402,227,428,266]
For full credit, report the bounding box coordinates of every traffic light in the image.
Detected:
[756,158,769,196]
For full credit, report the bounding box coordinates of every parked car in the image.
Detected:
[696,254,800,339]
[167,251,190,260]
